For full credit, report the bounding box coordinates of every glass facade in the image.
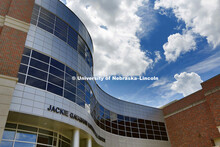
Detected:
[30,4,93,70]
[0,123,70,147]
[18,48,168,141]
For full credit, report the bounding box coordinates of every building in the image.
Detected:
[0,0,219,147]
[0,0,170,147]
[162,74,220,147]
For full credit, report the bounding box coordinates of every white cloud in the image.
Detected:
[171,72,203,97]
[163,31,196,62]
[155,0,220,48]
[149,78,168,88]
[154,51,161,63]
[66,0,155,76]
[186,51,220,73]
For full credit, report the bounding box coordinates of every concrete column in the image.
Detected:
[87,136,92,147]
[72,129,80,147]
[0,74,17,142]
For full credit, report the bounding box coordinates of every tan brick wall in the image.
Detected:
[0,75,17,142]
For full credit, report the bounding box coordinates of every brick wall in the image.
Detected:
[163,74,220,147]
[0,0,12,16]
[0,0,34,78]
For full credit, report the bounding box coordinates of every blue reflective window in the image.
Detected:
[77,89,85,100]
[14,142,35,147]
[21,56,29,65]
[130,117,137,122]
[15,131,37,142]
[19,64,28,74]
[31,13,38,20]
[51,58,64,71]
[38,22,53,34]
[30,19,37,25]
[64,90,75,102]
[99,105,104,112]
[105,109,110,116]
[65,82,76,93]
[65,73,76,85]
[78,45,85,58]
[54,30,67,42]
[55,17,68,35]
[117,115,124,120]
[125,116,130,121]
[30,58,49,72]
[26,76,46,90]
[18,74,25,83]
[23,48,31,56]
[0,141,13,147]
[48,74,63,87]
[2,130,15,140]
[32,50,50,63]
[54,17,68,42]
[49,66,64,79]
[85,96,90,104]
[66,66,76,77]
[39,12,55,24]
[68,27,78,49]
[77,82,85,92]
[47,83,63,96]
[38,17,54,29]
[41,7,55,19]
[76,97,85,108]
[85,90,90,98]
[28,67,48,80]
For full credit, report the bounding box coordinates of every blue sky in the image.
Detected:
[62,0,220,107]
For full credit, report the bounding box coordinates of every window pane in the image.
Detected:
[21,56,29,64]
[30,58,49,72]
[32,50,49,63]
[26,76,46,90]
[0,141,13,147]
[16,131,37,142]
[38,22,53,33]
[28,67,48,80]
[2,130,15,140]
[38,134,53,145]
[18,125,37,132]
[65,66,76,77]
[51,58,64,71]
[64,90,75,102]
[65,73,76,85]
[49,66,64,79]
[5,123,17,129]
[49,74,63,87]
[19,64,28,74]
[76,97,85,108]
[65,82,76,93]
[39,129,53,136]
[23,47,31,56]
[47,83,63,96]
[14,142,35,147]
[18,74,25,83]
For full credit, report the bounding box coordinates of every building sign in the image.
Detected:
[47,105,105,142]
